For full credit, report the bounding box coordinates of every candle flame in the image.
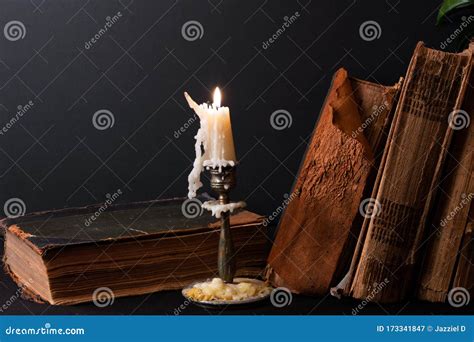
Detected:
[213,87,221,107]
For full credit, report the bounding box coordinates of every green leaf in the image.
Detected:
[437,0,474,24]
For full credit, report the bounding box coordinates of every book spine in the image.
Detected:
[351,42,473,303]
[452,219,474,298]
[331,78,403,298]
[417,64,474,302]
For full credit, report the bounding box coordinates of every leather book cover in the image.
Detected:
[266,68,400,295]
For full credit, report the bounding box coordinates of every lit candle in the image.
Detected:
[184,87,237,199]
[206,87,236,165]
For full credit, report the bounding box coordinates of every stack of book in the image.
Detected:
[268,42,473,303]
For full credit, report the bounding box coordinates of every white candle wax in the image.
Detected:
[184,88,237,199]
[184,93,208,199]
[206,89,236,164]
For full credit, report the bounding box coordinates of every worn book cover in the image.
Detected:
[266,68,400,295]
[350,42,473,303]
[418,48,474,302]
[2,197,269,305]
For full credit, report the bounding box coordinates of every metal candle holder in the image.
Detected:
[208,165,236,283]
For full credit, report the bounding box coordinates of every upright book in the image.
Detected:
[348,42,473,302]
[418,46,474,302]
[266,68,401,295]
[2,197,269,305]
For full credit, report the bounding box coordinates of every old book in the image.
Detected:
[266,68,401,295]
[350,42,473,303]
[418,52,474,302]
[2,197,268,305]
[452,219,474,297]
[332,72,404,298]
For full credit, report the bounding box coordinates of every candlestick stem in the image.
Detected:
[218,196,235,283]
[209,166,236,283]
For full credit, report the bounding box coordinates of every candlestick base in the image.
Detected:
[182,164,272,308]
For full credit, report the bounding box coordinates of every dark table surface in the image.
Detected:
[0,239,471,316]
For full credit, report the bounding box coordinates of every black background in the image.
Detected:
[1,0,471,216]
[0,0,473,315]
